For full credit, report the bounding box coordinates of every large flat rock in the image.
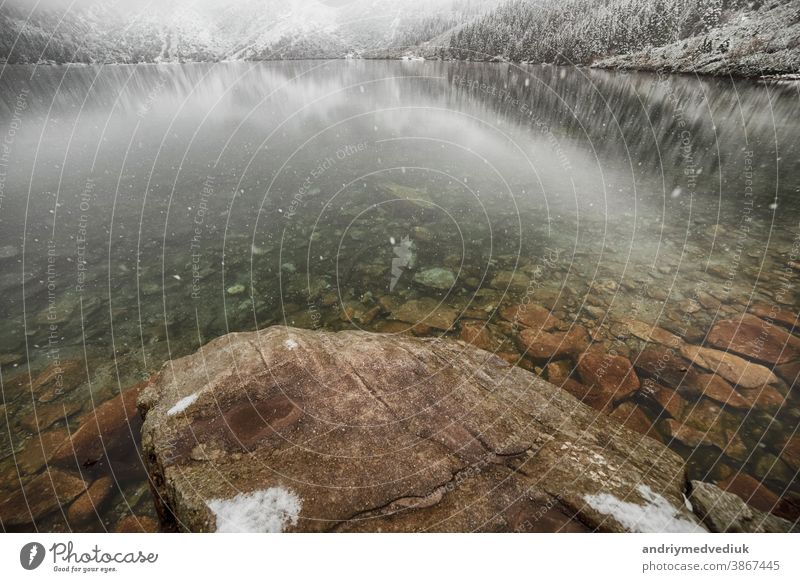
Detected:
[139,326,706,533]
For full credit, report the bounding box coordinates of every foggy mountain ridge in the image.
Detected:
[0,0,501,63]
[0,0,795,74]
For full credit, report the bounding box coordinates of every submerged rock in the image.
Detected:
[660,399,748,461]
[716,472,790,520]
[0,245,19,260]
[708,314,800,365]
[390,298,458,331]
[0,353,22,366]
[683,374,751,409]
[633,347,695,388]
[139,326,705,532]
[621,318,683,347]
[22,398,83,432]
[576,351,640,411]
[67,475,115,525]
[500,303,562,331]
[458,321,498,352]
[16,428,70,476]
[747,303,798,331]
[610,402,655,439]
[490,270,529,291]
[412,268,456,290]
[52,379,148,469]
[735,384,786,413]
[649,384,686,419]
[0,469,87,526]
[779,436,800,472]
[516,326,589,361]
[679,343,780,389]
[5,360,84,404]
[114,514,160,533]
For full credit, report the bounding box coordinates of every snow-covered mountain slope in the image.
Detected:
[593,0,800,77]
[0,0,500,63]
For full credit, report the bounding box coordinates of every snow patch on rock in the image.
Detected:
[584,484,705,533]
[208,487,302,533]
[167,393,199,416]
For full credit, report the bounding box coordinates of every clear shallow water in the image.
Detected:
[0,61,798,531]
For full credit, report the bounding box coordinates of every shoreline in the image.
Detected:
[1,57,797,81]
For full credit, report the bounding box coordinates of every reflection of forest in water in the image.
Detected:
[0,61,798,530]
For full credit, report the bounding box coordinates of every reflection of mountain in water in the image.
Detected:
[443,62,798,221]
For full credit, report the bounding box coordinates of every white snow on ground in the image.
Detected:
[583,484,705,533]
[167,393,199,416]
[207,487,303,533]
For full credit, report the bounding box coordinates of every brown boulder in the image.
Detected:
[695,292,721,310]
[495,351,523,367]
[139,327,704,532]
[359,305,382,325]
[708,314,800,365]
[749,454,794,485]
[35,361,85,403]
[576,351,640,411]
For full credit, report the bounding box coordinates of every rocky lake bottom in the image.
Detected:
[1,186,798,531]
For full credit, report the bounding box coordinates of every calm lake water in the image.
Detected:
[0,61,798,531]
